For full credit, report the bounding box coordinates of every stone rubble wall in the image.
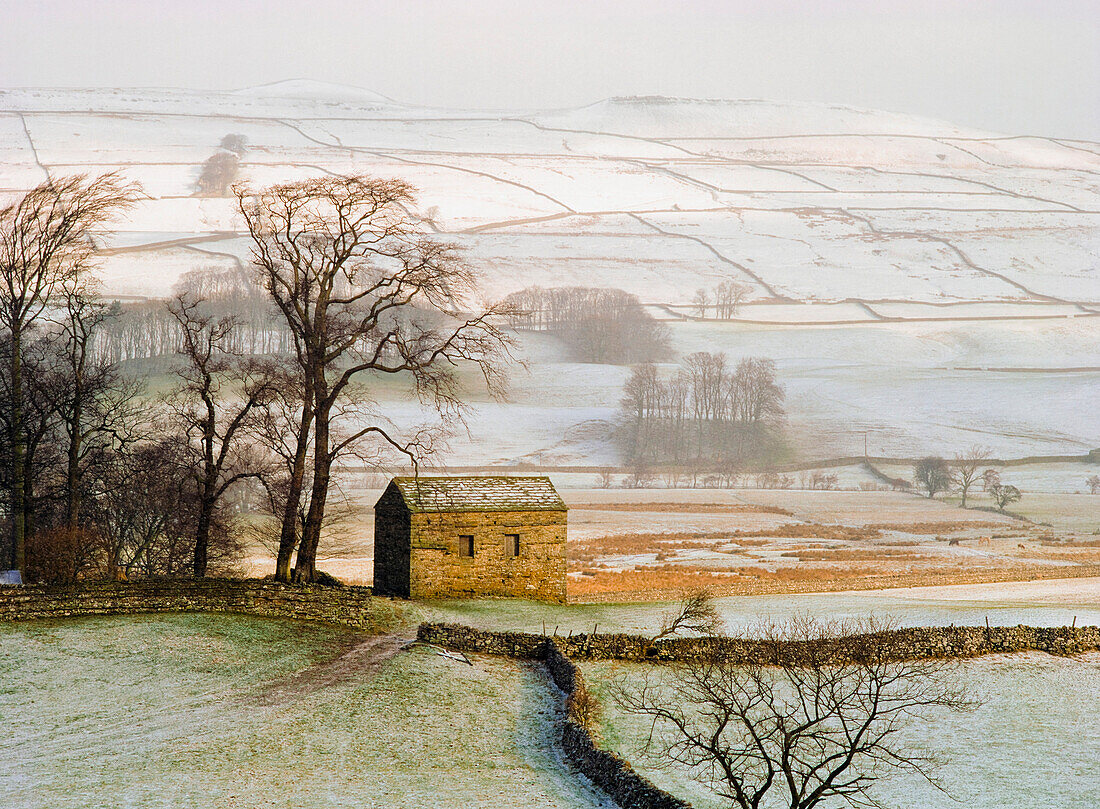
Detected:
[543,639,693,809]
[418,622,1100,663]
[0,579,399,632]
[415,623,692,808]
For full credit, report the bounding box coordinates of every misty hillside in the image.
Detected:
[1,84,1097,465]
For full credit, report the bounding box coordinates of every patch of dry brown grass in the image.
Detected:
[1040,538,1100,548]
[780,548,932,562]
[730,523,883,541]
[566,563,889,596]
[569,531,729,563]
[866,521,1005,534]
[573,502,792,515]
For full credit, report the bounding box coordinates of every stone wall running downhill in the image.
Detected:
[413,622,693,809]
[544,639,693,809]
[418,622,1100,663]
[0,579,400,632]
[417,619,1100,809]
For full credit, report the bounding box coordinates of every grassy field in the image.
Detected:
[580,653,1100,809]
[0,615,610,809]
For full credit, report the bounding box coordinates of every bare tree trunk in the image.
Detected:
[295,395,330,583]
[9,328,24,572]
[193,486,214,577]
[275,396,312,582]
[65,399,82,533]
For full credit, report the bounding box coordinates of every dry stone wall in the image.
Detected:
[543,639,693,809]
[415,624,692,809]
[0,579,398,632]
[418,622,1100,663]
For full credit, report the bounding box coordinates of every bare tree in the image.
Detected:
[692,288,709,318]
[56,286,142,533]
[1086,475,1100,495]
[167,294,276,577]
[87,437,243,580]
[0,173,139,574]
[913,456,950,499]
[617,353,785,475]
[989,482,1022,512]
[713,280,750,319]
[238,175,512,582]
[950,446,992,508]
[219,134,248,155]
[248,361,313,581]
[503,286,669,364]
[618,618,973,809]
[651,589,723,643]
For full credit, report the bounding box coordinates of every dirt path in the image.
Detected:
[247,631,409,705]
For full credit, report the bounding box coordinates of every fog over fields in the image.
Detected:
[3,82,1097,464]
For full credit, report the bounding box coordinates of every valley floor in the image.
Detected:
[244,485,1100,603]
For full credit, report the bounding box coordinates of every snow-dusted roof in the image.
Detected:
[386,476,567,513]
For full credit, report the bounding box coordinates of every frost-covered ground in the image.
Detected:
[2,83,1097,464]
[427,577,1100,635]
[0,615,609,809]
[582,652,1100,809]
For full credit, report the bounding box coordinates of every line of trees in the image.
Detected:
[94,267,297,363]
[618,352,786,480]
[503,285,669,364]
[913,447,1022,511]
[0,173,511,584]
[691,280,750,319]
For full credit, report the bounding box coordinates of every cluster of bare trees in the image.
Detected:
[913,447,1022,511]
[502,285,669,364]
[1,173,511,584]
[618,352,786,478]
[0,174,142,579]
[691,280,751,319]
[95,268,296,362]
[195,134,248,197]
[234,175,512,581]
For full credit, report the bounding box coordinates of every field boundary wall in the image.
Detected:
[0,579,397,632]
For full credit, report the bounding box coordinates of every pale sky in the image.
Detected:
[2,0,1098,139]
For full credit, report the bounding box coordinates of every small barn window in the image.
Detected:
[506,534,520,557]
[459,535,474,557]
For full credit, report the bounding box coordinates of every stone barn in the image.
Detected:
[372,476,567,602]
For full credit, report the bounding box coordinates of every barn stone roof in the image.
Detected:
[387,476,567,513]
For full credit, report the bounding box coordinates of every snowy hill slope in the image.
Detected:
[0,85,1097,463]
[1,86,1095,306]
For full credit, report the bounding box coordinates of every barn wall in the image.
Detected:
[408,510,566,602]
[373,484,411,598]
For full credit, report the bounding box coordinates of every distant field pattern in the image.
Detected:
[1,84,1097,462]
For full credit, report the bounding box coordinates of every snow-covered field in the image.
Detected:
[583,652,1100,809]
[1,82,1097,465]
[0,614,608,809]
[428,576,1100,634]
